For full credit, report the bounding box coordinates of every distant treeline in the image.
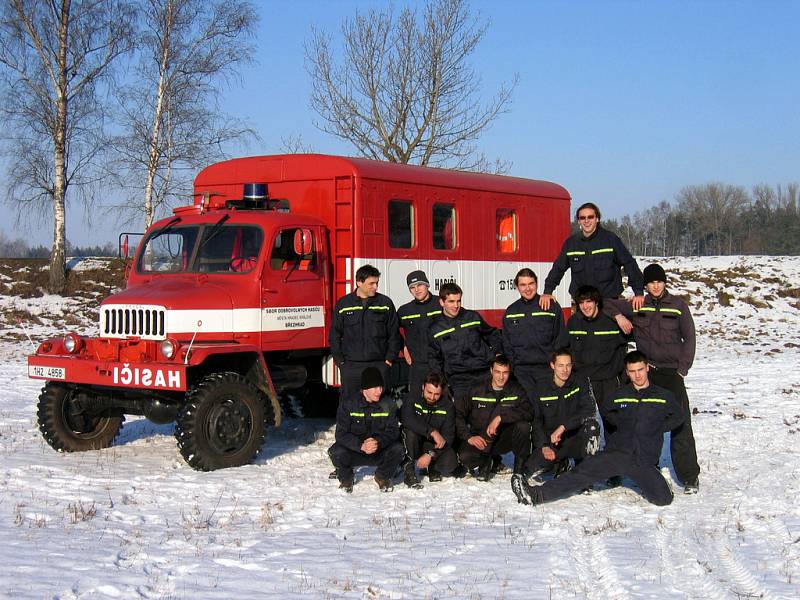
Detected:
[603,183,799,256]
[0,232,116,259]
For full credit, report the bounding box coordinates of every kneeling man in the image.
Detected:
[521,351,684,506]
[401,371,459,487]
[524,348,599,482]
[329,367,405,493]
[456,355,533,485]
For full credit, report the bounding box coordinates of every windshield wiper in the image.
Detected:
[196,214,230,253]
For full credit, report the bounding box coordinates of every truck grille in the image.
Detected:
[100,304,166,340]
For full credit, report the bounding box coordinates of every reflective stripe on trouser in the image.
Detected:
[534,450,674,506]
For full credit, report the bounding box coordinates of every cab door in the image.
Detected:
[261,225,328,348]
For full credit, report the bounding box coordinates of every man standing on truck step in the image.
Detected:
[456,355,533,497]
[503,268,565,399]
[330,264,402,400]
[521,351,683,506]
[398,270,441,399]
[605,263,700,494]
[539,202,646,312]
[328,367,405,492]
[428,282,503,400]
[401,371,459,487]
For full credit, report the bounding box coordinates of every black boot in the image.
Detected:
[475,459,493,482]
[427,468,442,482]
[337,468,354,493]
[374,473,394,492]
[403,461,423,489]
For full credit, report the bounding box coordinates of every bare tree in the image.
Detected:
[305,0,516,171]
[0,0,134,292]
[110,0,258,230]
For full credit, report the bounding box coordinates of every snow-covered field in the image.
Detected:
[1,256,799,599]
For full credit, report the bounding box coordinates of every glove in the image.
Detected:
[582,418,600,456]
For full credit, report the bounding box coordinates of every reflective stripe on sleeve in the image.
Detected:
[539,395,558,402]
[461,321,481,328]
[569,330,588,335]
[591,248,614,255]
[433,327,455,338]
[426,310,442,316]
[594,330,621,335]
[564,387,580,399]
[401,313,421,320]
[500,395,519,402]
[471,396,497,402]
[660,308,682,315]
[566,251,585,256]
[368,306,390,311]
[505,313,525,319]
[641,398,666,404]
[531,311,554,317]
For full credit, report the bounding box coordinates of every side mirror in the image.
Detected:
[293,229,313,256]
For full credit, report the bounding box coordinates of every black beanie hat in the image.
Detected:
[360,367,384,390]
[406,270,430,288]
[642,264,667,285]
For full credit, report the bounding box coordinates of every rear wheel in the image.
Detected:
[175,372,270,471]
[37,383,124,452]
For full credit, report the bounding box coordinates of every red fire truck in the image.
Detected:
[28,154,572,470]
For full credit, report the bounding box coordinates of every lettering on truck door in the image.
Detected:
[261,226,327,346]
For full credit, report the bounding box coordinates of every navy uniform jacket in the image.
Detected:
[455,378,533,440]
[401,390,455,458]
[398,294,442,366]
[428,309,503,376]
[543,225,644,299]
[329,291,402,365]
[604,382,684,466]
[532,374,594,448]
[556,311,628,381]
[335,393,400,453]
[502,294,565,367]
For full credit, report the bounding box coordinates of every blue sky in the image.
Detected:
[3,0,798,247]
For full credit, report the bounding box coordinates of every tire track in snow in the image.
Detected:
[586,530,631,600]
[654,516,727,600]
[561,513,630,600]
[715,536,775,600]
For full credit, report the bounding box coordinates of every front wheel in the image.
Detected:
[37,383,124,452]
[175,372,270,471]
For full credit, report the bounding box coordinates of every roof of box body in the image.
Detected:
[194,154,570,200]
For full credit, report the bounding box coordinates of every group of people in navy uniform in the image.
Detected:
[327,202,700,506]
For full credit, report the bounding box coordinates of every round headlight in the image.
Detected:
[160,339,178,360]
[64,333,82,354]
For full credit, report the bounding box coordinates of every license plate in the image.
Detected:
[29,365,66,380]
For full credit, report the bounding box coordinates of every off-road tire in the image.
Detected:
[37,383,124,452]
[175,372,271,471]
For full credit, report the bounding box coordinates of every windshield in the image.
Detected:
[137,224,264,274]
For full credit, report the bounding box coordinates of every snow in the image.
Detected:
[1,256,799,598]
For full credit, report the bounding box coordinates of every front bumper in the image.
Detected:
[28,355,187,392]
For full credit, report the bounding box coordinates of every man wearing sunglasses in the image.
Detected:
[539,202,645,312]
